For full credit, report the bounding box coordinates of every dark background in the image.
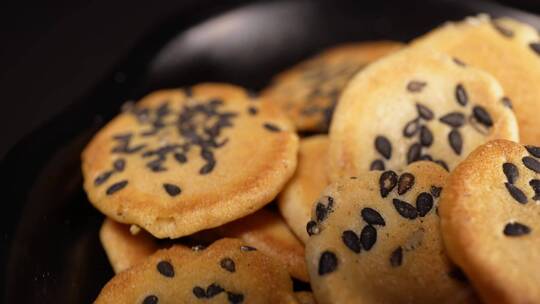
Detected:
[0,0,539,159]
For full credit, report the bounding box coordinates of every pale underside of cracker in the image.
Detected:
[305,162,475,304]
[218,208,309,282]
[412,15,540,146]
[100,218,158,273]
[82,83,299,239]
[278,135,329,243]
[262,41,404,132]
[94,238,299,304]
[440,139,540,304]
[329,46,518,180]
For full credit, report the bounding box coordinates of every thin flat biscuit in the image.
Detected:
[100,218,158,273]
[95,238,299,304]
[305,162,475,304]
[440,140,540,303]
[412,15,540,145]
[82,83,299,238]
[278,135,329,243]
[219,209,309,282]
[329,46,518,178]
[262,41,403,132]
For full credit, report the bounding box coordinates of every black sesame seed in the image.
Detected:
[306,220,320,236]
[392,199,417,220]
[389,247,403,267]
[419,126,433,147]
[439,112,465,128]
[407,143,422,164]
[523,156,540,173]
[419,154,433,161]
[448,129,463,155]
[379,170,398,198]
[472,106,493,127]
[163,183,181,197]
[247,107,258,115]
[434,160,450,171]
[491,21,514,37]
[113,159,126,172]
[143,295,159,304]
[193,287,206,298]
[220,258,236,273]
[156,261,174,278]
[316,203,330,222]
[530,179,540,200]
[360,225,377,251]
[263,123,281,132]
[199,160,216,175]
[406,81,426,93]
[94,171,113,186]
[375,136,392,160]
[370,159,385,171]
[455,84,468,106]
[206,284,225,298]
[416,192,434,217]
[416,103,434,120]
[106,180,128,195]
[502,163,519,184]
[403,118,420,138]
[397,173,415,195]
[504,182,528,204]
[342,230,362,253]
[430,186,442,198]
[240,245,257,252]
[318,251,338,275]
[361,208,386,226]
[453,57,466,66]
[525,145,540,158]
[227,292,244,304]
[529,42,540,55]
[501,97,513,109]
[504,222,531,236]
[174,153,187,164]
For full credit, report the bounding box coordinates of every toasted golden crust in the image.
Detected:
[305,162,475,304]
[412,15,540,145]
[278,136,329,243]
[440,139,540,304]
[94,238,299,304]
[82,83,299,238]
[100,218,158,273]
[295,291,316,304]
[219,209,309,282]
[262,41,403,132]
[329,46,518,179]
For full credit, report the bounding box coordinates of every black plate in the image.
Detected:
[2,0,539,302]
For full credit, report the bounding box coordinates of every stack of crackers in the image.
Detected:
[84,15,540,304]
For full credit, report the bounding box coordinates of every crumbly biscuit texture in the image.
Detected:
[262,41,403,132]
[329,46,518,179]
[95,238,299,304]
[219,209,309,282]
[278,135,329,243]
[413,15,540,145]
[305,162,475,304]
[100,219,158,273]
[440,139,540,304]
[82,83,299,238]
